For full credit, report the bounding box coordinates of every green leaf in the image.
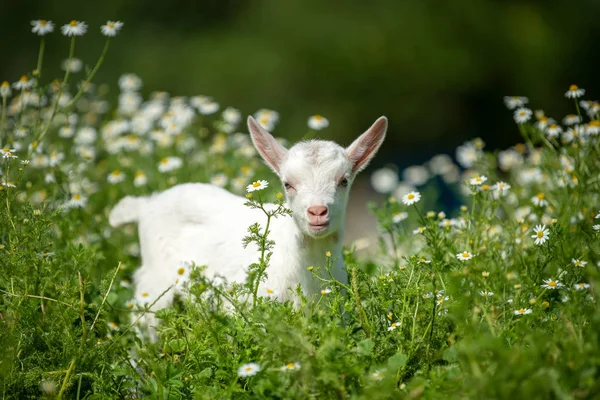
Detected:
[356,339,374,356]
[387,352,408,370]
[443,346,458,363]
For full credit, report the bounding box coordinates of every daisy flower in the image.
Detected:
[541,278,563,290]
[222,107,241,125]
[546,124,562,138]
[531,225,549,245]
[370,167,398,194]
[595,211,600,219]
[392,211,408,224]
[62,57,83,73]
[321,288,332,295]
[563,114,581,126]
[372,370,384,381]
[107,170,126,184]
[593,225,600,231]
[503,96,528,110]
[402,191,421,205]
[174,260,192,285]
[134,171,147,187]
[513,308,532,316]
[246,180,269,192]
[387,321,401,331]
[280,362,301,372]
[199,101,219,115]
[237,363,261,377]
[119,74,142,92]
[101,21,124,37]
[308,115,329,130]
[0,81,11,97]
[67,193,87,208]
[480,291,494,297]
[572,259,587,267]
[492,181,511,198]
[107,321,119,331]
[574,283,590,290]
[158,156,183,173]
[565,84,585,99]
[531,193,548,207]
[469,175,487,186]
[61,20,87,36]
[31,20,54,35]
[456,251,474,261]
[1,181,16,188]
[513,107,532,124]
[13,75,36,90]
[265,288,279,298]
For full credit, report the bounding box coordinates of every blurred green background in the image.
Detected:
[2,0,599,167]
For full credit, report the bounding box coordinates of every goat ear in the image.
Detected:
[346,116,388,174]
[247,116,289,174]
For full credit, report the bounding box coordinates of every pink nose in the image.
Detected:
[307,205,328,218]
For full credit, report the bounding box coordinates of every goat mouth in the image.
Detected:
[308,222,330,232]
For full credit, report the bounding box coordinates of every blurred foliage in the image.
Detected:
[2,0,600,167]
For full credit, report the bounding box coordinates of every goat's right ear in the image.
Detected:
[346,116,388,174]
[247,116,289,174]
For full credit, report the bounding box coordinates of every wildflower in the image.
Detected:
[120,280,131,288]
[387,321,401,331]
[392,211,408,224]
[546,124,562,138]
[237,363,261,377]
[513,107,532,124]
[246,180,269,192]
[280,362,301,372]
[1,181,15,188]
[372,370,384,381]
[413,226,426,235]
[101,21,124,37]
[20,159,29,166]
[67,193,87,208]
[481,271,490,277]
[480,291,494,297]
[107,170,126,184]
[456,141,481,168]
[134,171,148,187]
[418,258,431,264]
[308,115,329,130]
[456,251,474,261]
[531,193,548,207]
[199,100,219,115]
[563,114,581,126]
[265,288,278,298]
[531,225,549,245]
[492,181,511,197]
[61,57,83,73]
[574,283,590,290]
[514,308,532,316]
[107,321,119,331]
[504,96,528,109]
[595,211,600,219]
[61,20,87,36]
[593,225,600,231]
[325,251,331,257]
[31,19,55,35]
[541,278,563,290]
[321,288,332,295]
[158,156,183,173]
[370,167,398,193]
[565,84,585,99]
[13,75,35,90]
[119,74,142,92]
[0,81,11,97]
[469,175,487,186]
[222,107,241,125]
[402,191,421,205]
[572,259,587,267]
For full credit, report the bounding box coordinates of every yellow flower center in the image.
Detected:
[245,367,253,372]
[314,115,322,120]
[40,20,47,26]
[325,251,331,257]
[548,281,556,287]
[569,84,579,91]
[549,124,557,129]
[407,193,415,200]
[135,171,144,177]
[160,158,169,164]
[141,292,149,297]
[177,267,185,276]
[536,193,544,200]
[19,76,28,83]
[112,170,121,176]
[481,184,490,191]
[537,231,544,238]
[259,116,269,125]
[266,289,274,294]
[3,147,9,152]
[252,182,261,188]
[286,363,295,369]
[590,120,600,127]
[518,308,525,314]
[538,116,548,122]
[69,20,77,27]
[307,266,313,271]
[108,23,115,29]
[462,252,470,258]
[519,111,526,116]
[1,81,8,88]
[73,194,81,200]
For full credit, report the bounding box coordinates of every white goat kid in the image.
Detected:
[109,116,387,331]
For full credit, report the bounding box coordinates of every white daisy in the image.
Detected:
[387,321,401,331]
[413,226,426,235]
[101,21,124,37]
[513,308,532,316]
[546,124,562,138]
[237,363,261,377]
[402,191,421,206]
[31,20,54,35]
[513,107,532,124]
[480,291,494,297]
[264,288,279,298]
[563,114,581,126]
[456,251,474,261]
[370,168,398,194]
[469,175,487,186]
[13,75,36,90]
[531,193,548,207]
[1,181,16,188]
[574,283,590,290]
[246,180,269,192]
[531,225,549,245]
[0,81,11,97]
[308,115,329,130]
[199,101,220,115]
[541,278,563,290]
[280,362,301,372]
[565,84,585,99]
[61,20,87,36]
[158,156,183,173]
[593,224,600,231]
[392,212,408,224]
[222,107,241,125]
[62,57,83,73]
[174,260,192,285]
[572,259,587,267]
[107,321,119,331]
[107,170,126,184]
[492,181,511,196]
[504,96,528,109]
[118,74,142,92]
[133,171,148,187]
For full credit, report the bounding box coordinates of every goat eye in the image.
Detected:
[340,178,349,187]
[284,182,292,190]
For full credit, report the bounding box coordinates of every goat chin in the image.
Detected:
[110,182,347,338]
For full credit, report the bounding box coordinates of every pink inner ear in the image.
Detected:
[348,117,387,173]
[248,117,287,173]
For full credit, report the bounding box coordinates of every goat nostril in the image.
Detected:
[308,206,328,217]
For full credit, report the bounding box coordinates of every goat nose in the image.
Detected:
[307,205,328,217]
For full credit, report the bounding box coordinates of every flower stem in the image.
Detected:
[35,37,46,81]
[66,39,111,110]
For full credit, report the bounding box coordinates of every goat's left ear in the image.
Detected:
[247,116,289,174]
[346,116,388,174]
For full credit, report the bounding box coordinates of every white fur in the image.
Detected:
[110,116,387,333]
